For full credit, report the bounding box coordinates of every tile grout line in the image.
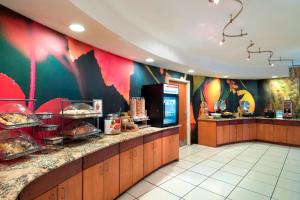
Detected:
[269,146,291,200]
[224,143,275,199]
[143,144,233,198]
[178,142,257,199]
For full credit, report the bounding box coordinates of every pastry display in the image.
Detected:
[63,121,98,136]
[0,130,40,160]
[0,104,40,128]
[60,103,101,118]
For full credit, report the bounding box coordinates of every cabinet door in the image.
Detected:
[229,124,237,143]
[132,145,144,184]
[153,138,162,170]
[249,123,257,140]
[162,136,171,165]
[256,123,264,141]
[263,123,274,142]
[34,187,57,200]
[120,149,133,193]
[143,141,154,176]
[274,125,287,144]
[287,126,300,146]
[216,126,224,145]
[103,154,119,200]
[83,163,104,200]
[242,123,250,141]
[58,172,82,200]
[236,124,243,141]
[171,134,179,161]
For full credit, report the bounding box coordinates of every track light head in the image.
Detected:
[208,0,220,5]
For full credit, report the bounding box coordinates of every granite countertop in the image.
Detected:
[0,125,180,200]
[198,116,300,122]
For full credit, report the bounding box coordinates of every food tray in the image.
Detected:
[38,124,59,131]
[0,141,41,161]
[60,113,102,119]
[63,129,101,140]
[35,112,54,119]
[42,136,63,145]
[0,121,42,129]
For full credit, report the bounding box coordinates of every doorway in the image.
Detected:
[168,78,190,146]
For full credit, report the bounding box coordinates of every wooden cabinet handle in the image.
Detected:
[130,150,133,159]
[60,187,66,200]
[133,149,137,158]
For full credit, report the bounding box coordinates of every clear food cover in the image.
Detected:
[0,130,40,160]
[63,121,98,136]
[0,103,40,127]
[61,103,99,115]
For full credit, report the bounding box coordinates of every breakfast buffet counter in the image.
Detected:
[0,125,180,200]
[198,117,300,147]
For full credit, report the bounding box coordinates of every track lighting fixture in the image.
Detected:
[268,57,297,67]
[246,40,274,66]
[220,0,248,44]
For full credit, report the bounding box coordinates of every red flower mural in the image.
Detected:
[0,73,26,108]
[94,49,134,103]
[0,14,82,110]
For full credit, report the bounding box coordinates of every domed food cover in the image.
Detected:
[0,130,41,160]
[0,103,41,129]
[62,121,100,139]
[60,103,101,119]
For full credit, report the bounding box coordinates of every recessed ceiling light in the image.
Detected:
[209,0,220,4]
[272,76,278,79]
[69,23,85,32]
[223,75,228,78]
[145,58,154,63]
[188,69,195,73]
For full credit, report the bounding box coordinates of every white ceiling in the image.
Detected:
[1,0,300,79]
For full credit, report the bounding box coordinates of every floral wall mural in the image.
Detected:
[0,5,261,143]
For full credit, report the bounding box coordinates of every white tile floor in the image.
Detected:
[117,142,300,200]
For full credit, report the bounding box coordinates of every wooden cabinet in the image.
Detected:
[120,138,144,193]
[249,121,257,140]
[144,132,162,176]
[242,122,250,141]
[162,128,179,165]
[143,140,154,176]
[83,163,103,200]
[153,137,162,170]
[132,145,144,184]
[236,123,243,142]
[274,124,287,144]
[103,155,119,200]
[198,121,217,147]
[34,187,57,200]
[287,125,300,146]
[58,172,82,200]
[217,122,230,145]
[229,121,237,143]
[256,120,274,141]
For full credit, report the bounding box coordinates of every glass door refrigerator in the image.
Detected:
[142,84,179,127]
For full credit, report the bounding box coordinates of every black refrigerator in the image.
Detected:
[142,83,179,127]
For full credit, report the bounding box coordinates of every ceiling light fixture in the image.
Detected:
[69,23,85,32]
[145,58,154,63]
[223,75,228,78]
[214,0,248,45]
[208,0,220,5]
[188,69,195,73]
[272,76,278,79]
[268,57,297,67]
[246,40,274,66]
